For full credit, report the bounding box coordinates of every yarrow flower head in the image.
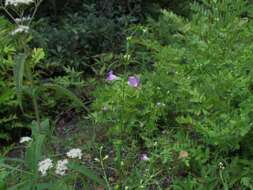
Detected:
[11,25,29,35]
[38,158,53,176]
[14,16,31,23]
[106,70,119,81]
[55,159,68,176]
[66,148,82,159]
[19,136,32,143]
[5,0,34,6]
[128,76,140,88]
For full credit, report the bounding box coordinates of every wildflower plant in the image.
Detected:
[1,122,105,189]
[0,0,88,131]
[0,0,98,189]
[92,0,253,188]
[0,0,44,130]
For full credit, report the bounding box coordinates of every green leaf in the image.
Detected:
[31,48,45,64]
[51,182,72,190]
[0,163,31,175]
[7,181,28,190]
[43,83,88,111]
[0,133,9,140]
[25,134,45,174]
[68,162,105,186]
[13,53,27,108]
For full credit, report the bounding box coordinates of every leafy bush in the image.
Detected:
[0,17,27,142]
[2,0,253,189]
[92,0,253,188]
[35,0,193,74]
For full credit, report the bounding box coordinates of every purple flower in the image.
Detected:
[106,71,119,81]
[140,153,150,161]
[128,76,140,87]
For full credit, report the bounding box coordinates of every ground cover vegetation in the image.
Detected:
[1,0,253,189]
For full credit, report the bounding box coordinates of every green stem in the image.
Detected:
[21,36,42,131]
[99,147,111,190]
[27,66,41,131]
[0,6,18,24]
[219,170,228,190]
[28,0,43,26]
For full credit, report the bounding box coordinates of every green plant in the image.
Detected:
[0,0,88,138]
[0,1,104,188]
[92,0,253,188]
[0,120,106,189]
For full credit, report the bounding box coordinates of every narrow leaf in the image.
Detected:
[69,163,105,186]
[43,83,88,111]
[13,53,27,108]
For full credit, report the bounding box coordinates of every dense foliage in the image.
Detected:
[1,0,253,189]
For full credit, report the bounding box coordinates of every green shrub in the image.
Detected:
[0,17,25,142]
[92,0,253,188]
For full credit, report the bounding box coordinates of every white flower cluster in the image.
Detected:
[218,162,225,170]
[5,0,34,6]
[37,148,82,177]
[38,158,53,176]
[66,148,82,159]
[11,25,29,35]
[14,16,31,23]
[19,136,32,143]
[55,159,68,176]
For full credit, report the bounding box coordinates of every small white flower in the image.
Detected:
[55,159,68,176]
[19,136,32,143]
[11,25,29,35]
[218,162,225,170]
[140,153,150,161]
[123,54,131,60]
[38,158,53,176]
[126,36,132,41]
[142,28,147,33]
[94,158,100,162]
[66,148,82,159]
[156,102,166,107]
[5,0,34,6]
[102,106,109,111]
[103,155,109,160]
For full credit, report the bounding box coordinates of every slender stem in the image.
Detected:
[0,6,18,24]
[28,0,43,26]
[1,1,43,132]
[99,147,111,190]
[219,170,228,190]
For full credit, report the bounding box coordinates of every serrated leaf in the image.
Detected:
[32,48,45,64]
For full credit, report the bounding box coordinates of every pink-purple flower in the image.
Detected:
[106,70,119,81]
[128,76,140,87]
